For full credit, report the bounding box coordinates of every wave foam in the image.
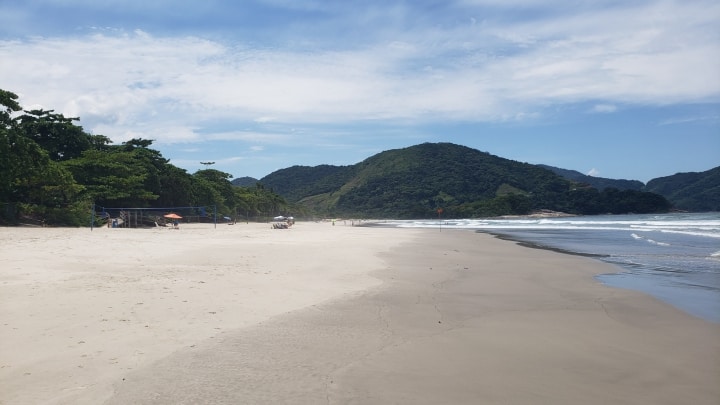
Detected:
[631,233,671,246]
[388,214,720,240]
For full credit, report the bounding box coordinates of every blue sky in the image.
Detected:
[1,0,718,183]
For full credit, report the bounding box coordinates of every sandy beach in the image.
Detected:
[1,222,718,404]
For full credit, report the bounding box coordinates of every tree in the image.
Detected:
[0,90,88,224]
[0,89,21,127]
[64,148,158,207]
[0,128,50,203]
[193,169,236,214]
[15,109,93,161]
[156,165,196,207]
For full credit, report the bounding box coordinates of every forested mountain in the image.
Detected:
[0,89,287,226]
[3,87,697,224]
[537,164,644,191]
[261,143,671,218]
[230,176,260,187]
[259,164,356,203]
[645,167,720,212]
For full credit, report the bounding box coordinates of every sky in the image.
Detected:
[1,0,718,183]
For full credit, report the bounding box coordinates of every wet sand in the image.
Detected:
[1,223,718,404]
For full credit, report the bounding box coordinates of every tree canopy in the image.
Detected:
[0,89,287,226]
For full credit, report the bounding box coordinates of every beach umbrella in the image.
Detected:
[164,213,182,219]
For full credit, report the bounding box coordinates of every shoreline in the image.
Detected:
[107,228,720,404]
[2,224,718,404]
[361,219,720,324]
[483,229,720,324]
[486,230,609,258]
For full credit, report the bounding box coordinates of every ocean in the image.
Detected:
[381,213,720,323]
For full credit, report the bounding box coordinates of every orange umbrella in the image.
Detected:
[164,213,182,219]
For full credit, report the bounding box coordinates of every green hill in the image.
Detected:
[261,143,671,218]
[537,164,644,191]
[257,164,356,203]
[645,167,720,212]
[230,176,259,187]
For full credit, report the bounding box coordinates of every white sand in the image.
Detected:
[1,223,718,404]
[0,222,419,404]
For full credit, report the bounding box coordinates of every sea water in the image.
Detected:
[384,213,720,323]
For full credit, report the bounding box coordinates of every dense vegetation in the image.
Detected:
[231,176,261,187]
[537,164,644,191]
[0,89,287,226]
[257,164,356,203]
[5,86,701,223]
[261,143,672,218]
[645,167,720,212]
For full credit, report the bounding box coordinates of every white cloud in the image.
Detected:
[591,104,617,113]
[1,1,718,147]
[204,131,294,144]
[254,116,276,123]
[659,115,720,126]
